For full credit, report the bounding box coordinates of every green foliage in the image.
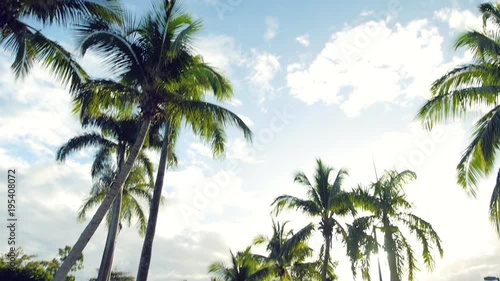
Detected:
[78,161,157,235]
[272,159,353,281]
[0,0,120,84]
[0,247,83,281]
[72,0,252,153]
[416,1,500,234]
[57,115,158,235]
[253,220,316,281]
[208,247,271,281]
[347,170,443,281]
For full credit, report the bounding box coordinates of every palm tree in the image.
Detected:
[77,162,155,235]
[417,2,500,234]
[271,159,353,281]
[253,220,318,281]
[55,1,252,280]
[56,116,156,281]
[347,170,443,281]
[78,163,158,281]
[0,0,119,86]
[208,247,270,281]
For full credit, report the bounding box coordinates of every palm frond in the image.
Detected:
[492,168,500,234]
[271,195,321,216]
[22,0,122,25]
[457,105,500,194]
[418,85,500,130]
[480,2,500,30]
[56,133,116,162]
[455,30,500,62]
[91,146,114,179]
[78,28,144,77]
[77,188,107,223]
[282,223,315,257]
[168,98,252,141]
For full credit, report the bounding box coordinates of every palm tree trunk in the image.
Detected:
[54,118,152,281]
[383,218,399,281]
[97,189,122,281]
[373,227,383,281]
[321,234,331,281]
[136,121,170,281]
[97,144,126,281]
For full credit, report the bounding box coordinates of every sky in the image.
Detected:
[1,0,500,281]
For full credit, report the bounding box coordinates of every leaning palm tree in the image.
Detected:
[0,0,120,86]
[272,159,354,281]
[208,247,270,281]
[417,2,500,234]
[347,170,443,281]
[77,163,158,281]
[253,220,317,281]
[78,163,154,236]
[54,1,252,280]
[56,116,156,281]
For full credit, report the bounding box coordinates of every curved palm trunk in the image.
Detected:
[383,217,399,281]
[321,234,331,281]
[136,121,170,281]
[97,144,126,281]
[54,118,152,281]
[97,189,122,281]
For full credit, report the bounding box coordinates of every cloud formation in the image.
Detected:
[264,16,279,40]
[286,18,449,117]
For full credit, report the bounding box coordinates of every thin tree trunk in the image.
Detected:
[54,118,151,281]
[97,189,122,281]
[383,217,399,281]
[321,234,331,281]
[373,227,383,281]
[136,121,170,281]
[97,144,126,281]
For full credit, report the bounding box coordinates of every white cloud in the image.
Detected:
[360,10,374,17]
[227,138,259,163]
[0,53,82,160]
[248,50,280,91]
[295,34,310,47]
[188,137,258,164]
[264,16,279,41]
[434,8,482,31]
[188,142,214,158]
[0,147,30,170]
[287,18,446,117]
[195,35,246,73]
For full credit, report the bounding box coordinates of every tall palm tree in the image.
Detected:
[0,0,120,86]
[253,220,317,281]
[417,2,500,234]
[208,247,270,281]
[54,1,252,280]
[56,116,155,281]
[271,159,354,281]
[347,170,443,281]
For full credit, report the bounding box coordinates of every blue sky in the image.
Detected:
[1,0,500,281]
